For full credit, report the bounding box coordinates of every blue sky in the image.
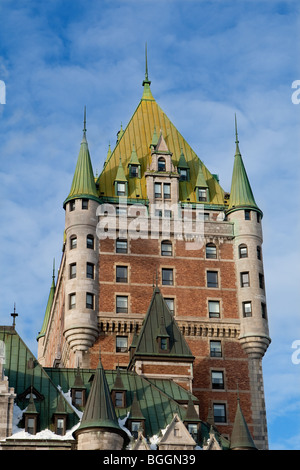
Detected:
[0,0,299,450]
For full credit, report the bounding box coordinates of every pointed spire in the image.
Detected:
[142,43,154,101]
[194,162,208,189]
[114,157,127,182]
[37,262,56,340]
[227,115,262,216]
[129,143,140,165]
[82,105,87,141]
[178,148,189,169]
[63,108,99,208]
[150,126,158,148]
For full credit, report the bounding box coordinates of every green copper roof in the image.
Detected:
[114,157,127,182]
[227,116,262,216]
[0,327,79,433]
[230,399,257,450]
[194,162,208,188]
[129,143,140,165]
[132,286,194,359]
[75,358,122,434]
[63,109,99,208]
[178,149,190,169]
[36,262,55,340]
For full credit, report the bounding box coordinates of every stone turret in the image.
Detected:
[63,109,100,366]
[226,116,270,449]
[226,116,270,358]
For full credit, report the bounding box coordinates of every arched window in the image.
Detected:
[206,243,217,259]
[158,157,166,171]
[87,234,94,249]
[70,236,77,250]
[238,244,248,258]
[161,240,172,256]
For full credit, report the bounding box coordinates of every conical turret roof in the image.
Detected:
[230,399,257,450]
[74,358,121,434]
[63,109,99,208]
[227,116,262,216]
[37,261,56,340]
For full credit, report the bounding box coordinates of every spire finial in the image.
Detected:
[11,303,18,328]
[235,113,239,144]
[234,113,241,156]
[145,42,149,82]
[52,258,55,282]
[82,106,87,139]
[142,43,151,87]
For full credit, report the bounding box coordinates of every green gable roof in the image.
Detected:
[132,286,194,359]
[0,327,79,434]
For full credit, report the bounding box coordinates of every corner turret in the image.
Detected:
[63,109,100,366]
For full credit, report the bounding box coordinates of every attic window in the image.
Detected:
[71,388,86,407]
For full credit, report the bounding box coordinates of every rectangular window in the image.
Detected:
[155,183,162,198]
[261,302,267,319]
[86,293,94,309]
[69,293,76,310]
[212,371,224,389]
[56,418,65,436]
[161,241,172,256]
[163,183,171,199]
[245,210,251,220]
[116,239,128,253]
[82,198,89,209]
[117,182,126,196]
[87,235,94,249]
[241,272,250,287]
[70,236,77,249]
[164,298,174,315]
[86,262,94,279]
[213,404,226,423]
[116,296,128,314]
[69,201,75,211]
[207,271,218,288]
[116,266,128,283]
[208,300,220,318]
[179,169,187,181]
[70,263,76,279]
[198,188,207,201]
[259,273,264,289]
[116,336,128,353]
[210,341,222,358]
[243,301,252,317]
[162,268,174,286]
[130,165,139,178]
[155,209,162,218]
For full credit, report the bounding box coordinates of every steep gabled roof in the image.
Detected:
[97,72,226,206]
[132,286,194,359]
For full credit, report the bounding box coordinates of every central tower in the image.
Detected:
[37,55,270,449]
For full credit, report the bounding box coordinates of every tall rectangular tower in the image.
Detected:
[37,67,270,449]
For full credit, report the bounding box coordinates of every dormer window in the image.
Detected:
[159,337,169,352]
[71,388,86,407]
[130,165,139,178]
[179,168,188,181]
[117,182,126,196]
[198,187,208,202]
[158,157,166,171]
